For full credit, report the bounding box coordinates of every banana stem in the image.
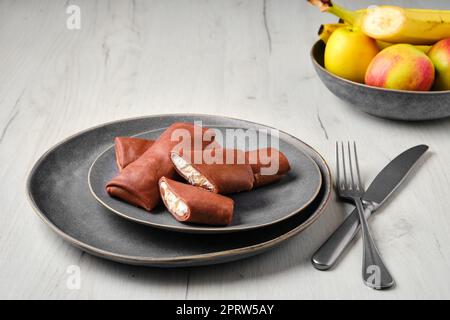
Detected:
[327,3,358,25]
[307,0,361,26]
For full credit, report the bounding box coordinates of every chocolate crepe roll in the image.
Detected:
[106,123,214,211]
[170,151,254,194]
[202,143,290,176]
[245,148,290,187]
[159,177,234,226]
[114,137,154,171]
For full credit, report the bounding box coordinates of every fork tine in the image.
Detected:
[341,142,347,189]
[353,142,363,190]
[335,142,340,189]
[347,141,355,190]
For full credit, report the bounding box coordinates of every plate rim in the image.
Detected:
[87,125,323,234]
[26,113,331,265]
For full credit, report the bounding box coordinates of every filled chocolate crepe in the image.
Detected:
[170,150,254,194]
[114,137,154,171]
[159,177,234,225]
[112,138,290,188]
[170,147,291,192]
[106,123,214,211]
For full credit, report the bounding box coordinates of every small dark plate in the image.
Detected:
[89,126,322,234]
[311,40,450,121]
[26,114,331,267]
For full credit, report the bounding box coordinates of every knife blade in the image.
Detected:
[312,144,428,270]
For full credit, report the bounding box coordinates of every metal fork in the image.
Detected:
[336,142,395,289]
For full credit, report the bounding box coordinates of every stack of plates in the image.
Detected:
[26,114,331,267]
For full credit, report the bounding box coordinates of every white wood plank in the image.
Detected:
[0,0,449,299]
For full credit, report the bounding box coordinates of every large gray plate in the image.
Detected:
[89,125,322,233]
[27,114,331,267]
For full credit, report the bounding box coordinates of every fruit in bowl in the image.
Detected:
[324,27,379,83]
[428,38,450,91]
[365,44,435,91]
[310,41,450,121]
[308,0,450,92]
[308,1,450,120]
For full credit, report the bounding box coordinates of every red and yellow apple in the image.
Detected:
[325,27,379,83]
[428,38,450,91]
[365,44,435,91]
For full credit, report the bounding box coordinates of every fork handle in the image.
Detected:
[354,198,395,290]
[311,206,371,270]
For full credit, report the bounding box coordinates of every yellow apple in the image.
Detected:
[325,27,379,83]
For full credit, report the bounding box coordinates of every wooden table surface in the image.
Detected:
[1,0,449,299]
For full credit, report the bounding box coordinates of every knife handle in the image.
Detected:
[311,207,372,270]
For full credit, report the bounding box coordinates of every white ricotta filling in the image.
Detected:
[171,153,214,191]
[160,181,188,217]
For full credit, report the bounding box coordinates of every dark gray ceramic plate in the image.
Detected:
[311,40,450,121]
[27,114,331,267]
[88,126,322,234]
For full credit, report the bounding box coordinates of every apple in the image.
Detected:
[428,38,450,91]
[325,27,379,83]
[365,44,435,91]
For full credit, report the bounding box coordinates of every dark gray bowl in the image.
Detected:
[311,40,450,121]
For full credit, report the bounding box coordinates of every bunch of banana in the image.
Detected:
[308,0,450,45]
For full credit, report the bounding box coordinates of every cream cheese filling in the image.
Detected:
[171,153,215,191]
[160,181,188,217]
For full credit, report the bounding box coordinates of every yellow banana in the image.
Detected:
[318,23,344,43]
[362,6,450,45]
[376,40,431,53]
[318,23,431,53]
[307,0,450,45]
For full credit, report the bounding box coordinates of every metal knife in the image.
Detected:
[312,144,428,271]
